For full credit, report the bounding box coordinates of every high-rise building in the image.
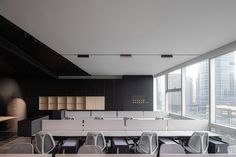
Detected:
[214,53,236,105]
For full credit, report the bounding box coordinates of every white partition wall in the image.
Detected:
[42,120,83,131]
[84,119,124,131]
[126,119,167,131]
[91,111,117,118]
[118,111,143,118]
[167,120,209,131]
[65,111,91,119]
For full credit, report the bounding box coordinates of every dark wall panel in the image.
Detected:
[14,76,153,117]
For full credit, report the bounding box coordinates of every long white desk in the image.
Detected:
[56,154,236,157]
[42,130,220,137]
[0,155,51,157]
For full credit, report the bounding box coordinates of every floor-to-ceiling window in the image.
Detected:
[167,69,181,114]
[156,75,165,111]
[184,60,209,119]
[211,51,236,128]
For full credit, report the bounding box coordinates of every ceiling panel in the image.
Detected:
[1,0,236,75]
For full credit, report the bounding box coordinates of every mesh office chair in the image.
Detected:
[159,144,185,154]
[184,132,209,154]
[228,145,236,153]
[137,132,158,154]
[78,145,103,154]
[94,117,104,120]
[35,131,57,154]
[64,116,75,120]
[7,143,34,154]
[85,132,106,151]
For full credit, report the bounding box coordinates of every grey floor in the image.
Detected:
[0,136,31,153]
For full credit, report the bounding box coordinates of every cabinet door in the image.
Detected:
[85,96,96,110]
[95,97,105,110]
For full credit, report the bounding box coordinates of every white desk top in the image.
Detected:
[56,154,236,157]
[43,130,220,137]
[0,155,51,157]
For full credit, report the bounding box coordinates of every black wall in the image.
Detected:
[15,75,153,117]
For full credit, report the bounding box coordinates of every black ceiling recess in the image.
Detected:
[0,15,90,78]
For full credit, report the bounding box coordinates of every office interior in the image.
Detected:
[0,0,236,156]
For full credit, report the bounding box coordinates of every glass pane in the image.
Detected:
[185,60,209,119]
[168,69,181,89]
[156,75,165,111]
[167,91,181,114]
[213,51,236,127]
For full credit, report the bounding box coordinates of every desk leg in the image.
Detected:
[31,136,33,144]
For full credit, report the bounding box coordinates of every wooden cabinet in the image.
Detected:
[58,96,67,110]
[39,96,48,110]
[85,96,105,110]
[67,96,76,110]
[39,96,105,110]
[48,96,58,110]
[76,96,85,110]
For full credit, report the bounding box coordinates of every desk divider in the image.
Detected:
[91,111,117,118]
[167,120,209,131]
[42,120,83,131]
[125,119,167,131]
[42,119,209,133]
[65,111,91,119]
[143,111,168,118]
[117,111,144,118]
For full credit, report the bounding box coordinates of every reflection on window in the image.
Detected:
[168,69,181,89]
[184,60,209,119]
[212,51,236,127]
[156,75,165,111]
[167,91,181,114]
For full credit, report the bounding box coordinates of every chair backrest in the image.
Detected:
[7,143,34,154]
[159,144,185,154]
[78,145,103,154]
[228,145,236,153]
[85,132,106,151]
[188,132,209,154]
[35,131,56,154]
[137,132,158,154]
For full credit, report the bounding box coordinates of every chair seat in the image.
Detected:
[184,146,198,153]
[78,145,103,154]
[160,144,185,154]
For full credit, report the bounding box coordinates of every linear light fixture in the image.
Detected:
[161,54,173,58]
[120,54,132,58]
[63,53,199,57]
[77,54,89,58]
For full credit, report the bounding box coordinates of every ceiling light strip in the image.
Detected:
[62,53,200,56]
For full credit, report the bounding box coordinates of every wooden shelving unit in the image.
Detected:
[39,96,104,111]
[67,96,76,110]
[48,96,58,110]
[39,96,48,110]
[58,96,67,110]
[85,96,105,110]
[76,96,85,110]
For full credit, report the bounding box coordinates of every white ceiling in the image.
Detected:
[1,0,236,75]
